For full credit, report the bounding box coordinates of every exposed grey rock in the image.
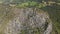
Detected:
[4,8,52,34]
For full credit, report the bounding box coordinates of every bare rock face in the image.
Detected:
[4,8,52,34]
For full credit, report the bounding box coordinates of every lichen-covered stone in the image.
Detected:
[3,8,52,34]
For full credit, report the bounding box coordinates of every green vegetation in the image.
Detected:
[37,3,46,8]
[41,4,60,34]
[16,2,29,8]
[16,1,46,8]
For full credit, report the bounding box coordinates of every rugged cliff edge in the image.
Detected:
[0,7,52,34]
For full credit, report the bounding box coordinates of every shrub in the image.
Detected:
[29,1,38,7]
[16,2,29,8]
[16,1,46,8]
[37,3,46,8]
